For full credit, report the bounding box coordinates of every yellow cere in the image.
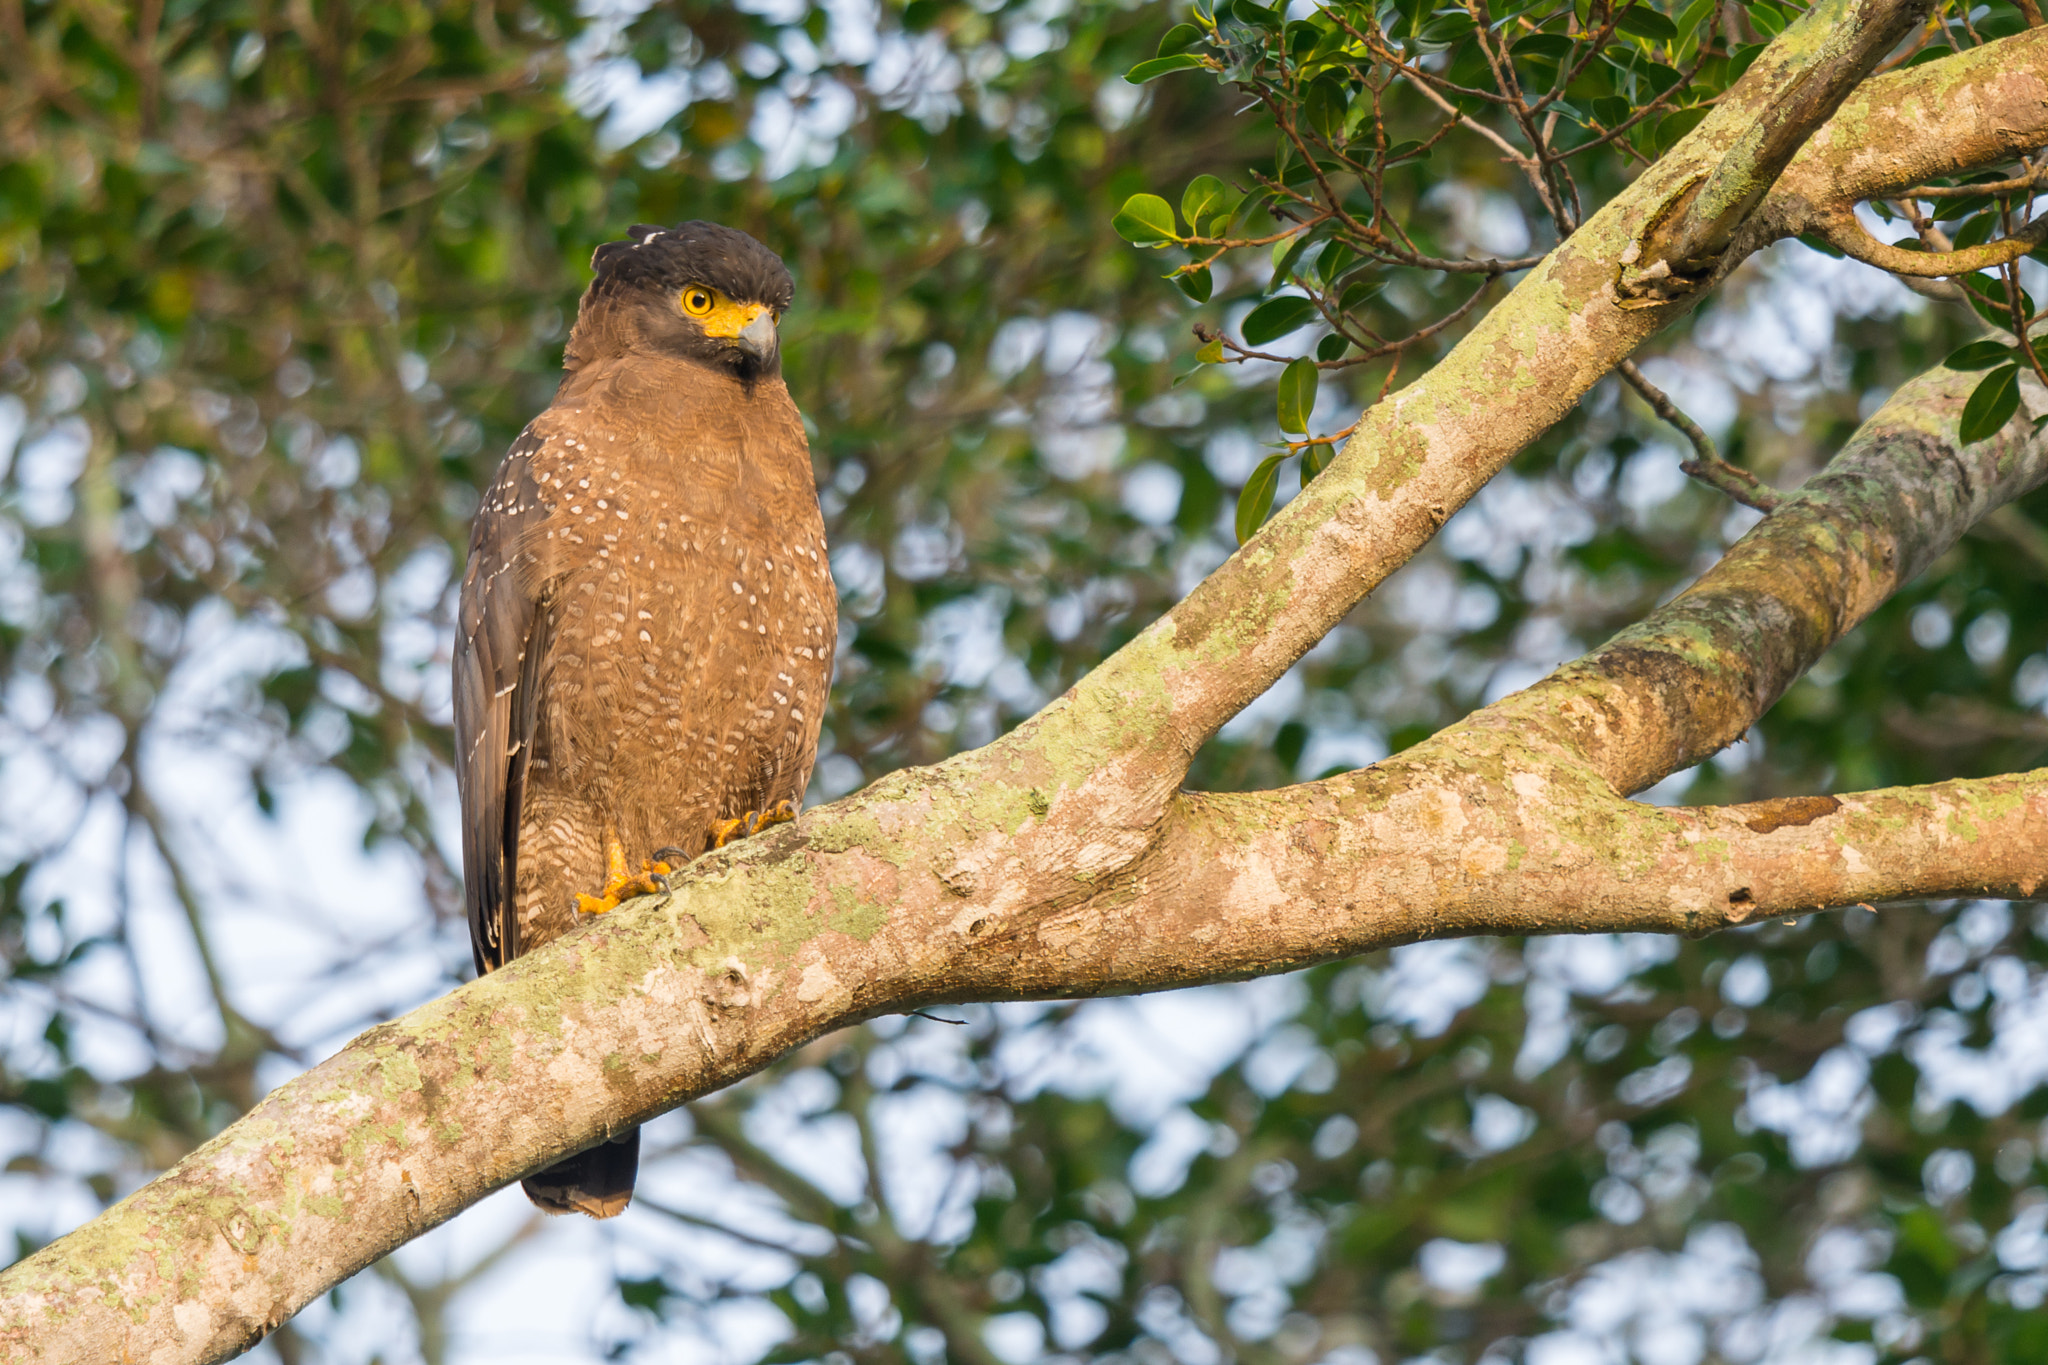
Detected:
[679,283,773,339]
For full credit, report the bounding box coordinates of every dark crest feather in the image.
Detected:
[587,221,793,310]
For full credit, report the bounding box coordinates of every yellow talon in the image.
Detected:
[575,834,674,915]
[710,799,797,849]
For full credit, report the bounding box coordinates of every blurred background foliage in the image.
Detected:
[3,0,2048,1361]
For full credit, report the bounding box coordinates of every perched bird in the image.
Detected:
[453,222,837,1218]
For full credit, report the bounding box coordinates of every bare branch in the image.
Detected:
[1811,206,2048,276]
[1617,359,1781,512]
[1905,162,2048,198]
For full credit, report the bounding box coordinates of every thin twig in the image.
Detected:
[1905,162,2048,198]
[1618,360,1781,512]
[2004,260,2048,390]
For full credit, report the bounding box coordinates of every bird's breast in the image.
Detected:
[525,416,835,807]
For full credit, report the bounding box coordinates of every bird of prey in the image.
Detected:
[453,222,837,1218]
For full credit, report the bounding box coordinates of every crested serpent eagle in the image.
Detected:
[454,222,837,1218]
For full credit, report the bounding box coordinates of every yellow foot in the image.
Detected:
[575,834,674,915]
[710,799,797,849]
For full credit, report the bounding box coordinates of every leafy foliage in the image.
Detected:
[1110,0,2048,538]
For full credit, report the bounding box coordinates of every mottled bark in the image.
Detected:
[5,21,2048,1365]
[1642,0,1930,277]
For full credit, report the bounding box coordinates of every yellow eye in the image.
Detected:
[681,286,715,317]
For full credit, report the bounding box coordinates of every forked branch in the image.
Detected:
[1627,0,1932,293]
[6,21,2048,1365]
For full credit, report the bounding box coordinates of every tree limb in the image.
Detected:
[1637,0,1932,282]
[1810,205,2048,276]
[1765,28,2048,228]
[6,26,2048,1365]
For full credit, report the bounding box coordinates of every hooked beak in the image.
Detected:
[736,309,778,362]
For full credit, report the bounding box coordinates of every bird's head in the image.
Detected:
[568,222,794,380]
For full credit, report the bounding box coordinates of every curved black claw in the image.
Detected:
[652,845,691,866]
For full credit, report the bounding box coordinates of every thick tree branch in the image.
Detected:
[1472,363,2048,798]
[1765,27,2048,229]
[1141,768,2048,959]
[1641,0,1932,281]
[8,25,2048,1365]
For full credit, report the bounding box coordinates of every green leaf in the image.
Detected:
[1125,53,1206,83]
[1230,0,1281,28]
[1674,0,1717,61]
[1181,174,1231,235]
[1197,337,1226,363]
[1638,61,1683,98]
[1272,226,1330,284]
[1344,85,1378,141]
[1157,22,1203,55]
[1512,33,1576,62]
[1945,340,2017,371]
[1316,332,1349,362]
[1174,266,1214,303]
[1302,74,1349,142]
[1416,11,1476,44]
[1277,357,1318,434]
[1677,0,1718,31]
[1958,365,2022,445]
[1928,195,1993,223]
[1112,193,1179,245]
[1747,2,1786,36]
[1951,214,1995,250]
[1240,295,1320,345]
[1301,441,1332,486]
[1298,23,1352,73]
[618,1277,669,1314]
[1592,95,1633,129]
[1337,278,1384,313]
[1236,454,1286,544]
[1617,4,1678,40]
[1649,106,1710,155]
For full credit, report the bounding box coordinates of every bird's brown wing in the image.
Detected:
[454,427,557,976]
